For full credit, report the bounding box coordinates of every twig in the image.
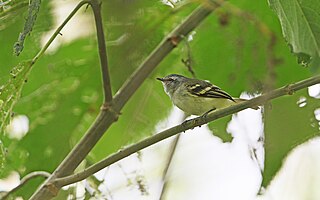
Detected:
[159,111,189,199]
[52,74,320,187]
[32,0,90,63]
[159,134,181,200]
[90,0,113,102]
[0,171,50,200]
[30,3,219,200]
[181,37,196,78]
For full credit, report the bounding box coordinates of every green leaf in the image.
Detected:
[263,90,319,186]
[0,61,33,133]
[268,0,320,68]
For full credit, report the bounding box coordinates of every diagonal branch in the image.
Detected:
[30,2,220,200]
[52,74,320,187]
[0,171,51,200]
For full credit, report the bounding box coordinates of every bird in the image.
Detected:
[157,74,256,116]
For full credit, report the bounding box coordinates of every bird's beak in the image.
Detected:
[156,77,164,82]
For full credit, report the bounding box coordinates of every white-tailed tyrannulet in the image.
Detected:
[157,74,256,116]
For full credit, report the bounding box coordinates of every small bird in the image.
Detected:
[157,74,254,116]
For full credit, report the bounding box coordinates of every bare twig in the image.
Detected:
[90,0,112,102]
[1,171,50,200]
[32,0,90,63]
[181,37,196,78]
[159,110,190,199]
[52,74,320,187]
[30,2,219,200]
[159,134,181,200]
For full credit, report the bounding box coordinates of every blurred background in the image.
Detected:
[0,0,319,199]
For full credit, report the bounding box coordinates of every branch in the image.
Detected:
[52,74,320,187]
[30,2,219,200]
[89,0,113,102]
[1,171,50,200]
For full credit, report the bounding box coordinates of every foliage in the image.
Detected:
[0,0,319,199]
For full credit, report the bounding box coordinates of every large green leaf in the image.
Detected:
[263,90,319,186]
[268,0,320,68]
[222,0,317,188]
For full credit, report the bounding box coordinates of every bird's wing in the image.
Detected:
[186,80,235,102]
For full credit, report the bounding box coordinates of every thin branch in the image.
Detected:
[1,171,50,200]
[159,112,189,200]
[32,0,90,63]
[52,74,320,187]
[181,37,196,78]
[159,134,181,200]
[30,3,219,200]
[89,0,112,102]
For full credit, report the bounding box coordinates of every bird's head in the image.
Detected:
[156,74,188,96]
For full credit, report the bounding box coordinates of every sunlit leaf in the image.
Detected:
[0,61,33,133]
[0,60,33,172]
[0,0,29,31]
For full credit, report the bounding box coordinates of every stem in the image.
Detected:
[53,74,320,187]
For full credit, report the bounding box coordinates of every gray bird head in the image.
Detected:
[156,74,188,96]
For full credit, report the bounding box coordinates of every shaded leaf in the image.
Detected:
[268,0,320,68]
